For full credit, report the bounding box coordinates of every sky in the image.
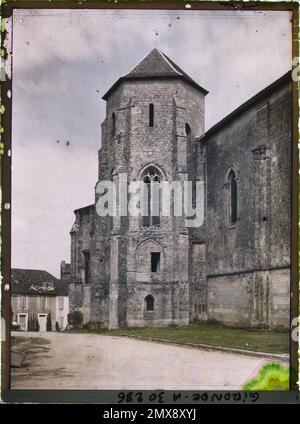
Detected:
[12,9,292,277]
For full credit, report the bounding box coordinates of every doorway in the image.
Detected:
[38,314,48,332]
[18,314,28,331]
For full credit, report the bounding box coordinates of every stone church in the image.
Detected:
[65,49,291,330]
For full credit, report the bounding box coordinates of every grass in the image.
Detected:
[243,362,289,390]
[66,322,289,354]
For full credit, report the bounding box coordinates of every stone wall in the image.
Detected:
[204,77,291,329]
[98,77,206,328]
[69,204,110,326]
[68,66,291,331]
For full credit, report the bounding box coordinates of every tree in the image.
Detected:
[34,314,38,331]
[46,313,52,331]
[27,315,33,331]
[67,311,83,328]
[34,315,40,332]
[28,314,40,332]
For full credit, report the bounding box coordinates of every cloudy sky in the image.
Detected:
[12,8,292,277]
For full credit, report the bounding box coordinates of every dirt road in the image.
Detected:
[11,331,281,390]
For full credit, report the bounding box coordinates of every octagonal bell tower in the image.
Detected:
[97,48,208,328]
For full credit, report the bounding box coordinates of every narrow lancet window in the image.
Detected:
[185,123,191,141]
[149,103,154,127]
[142,167,161,227]
[228,170,237,224]
[111,112,116,137]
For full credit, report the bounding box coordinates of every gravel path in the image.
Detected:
[11,331,279,390]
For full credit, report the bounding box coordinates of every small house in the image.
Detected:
[11,269,69,331]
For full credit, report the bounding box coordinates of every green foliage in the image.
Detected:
[28,314,40,332]
[65,323,289,354]
[55,321,61,332]
[103,323,288,354]
[27,315,32,331]
[35,316,40,332]
[243,362,289,390]
[68,311,83,327]
[12,323,20,331]
[46,313,52,331]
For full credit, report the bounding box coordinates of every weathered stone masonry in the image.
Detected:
[65,49,291,330]
[203,74,291,330]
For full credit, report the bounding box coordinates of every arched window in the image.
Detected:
[185,123,191,141]
[228,170,237,224]
[111,112,116,137]
[145,295,154,312]
[135,239,162,275]
[149,103,154,127]
[142,166,162,227]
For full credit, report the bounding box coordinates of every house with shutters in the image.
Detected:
[11,269,69,332]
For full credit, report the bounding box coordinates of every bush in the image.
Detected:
[46,313,52,331]
[28,314,40,332]
[55,321,61,332]
[68,311,83,328]
[35,315,40,332]
[243,362,289,390]
[12,323,20,331]
[89,321,106,330]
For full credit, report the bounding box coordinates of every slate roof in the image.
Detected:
[102,48,208,100]
[11,269,69,296]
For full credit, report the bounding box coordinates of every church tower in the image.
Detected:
[97,49,208,328]
[68,50,291,332]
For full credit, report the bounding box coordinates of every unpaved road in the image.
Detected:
[11,331,284,390]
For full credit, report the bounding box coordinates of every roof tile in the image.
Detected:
[102,48,208,99]
[11,269,69,296]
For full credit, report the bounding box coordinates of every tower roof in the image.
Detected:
[102,48,208,100]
